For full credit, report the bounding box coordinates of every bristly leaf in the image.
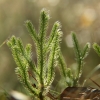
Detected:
[36,9,50,87]
[25,20,38,43]
[8,36,38,75]
[45,21,61,52]
[39,8,50,43]
[59,53,73,86]
[59,52,67,79]
[46,21,62,86]
[93,43,100,57]
[82,42,90,59]
[25,44,32,61]
[72,32,82,81]
[72,32,81,63]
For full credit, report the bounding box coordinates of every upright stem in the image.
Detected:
[39,91,44,100]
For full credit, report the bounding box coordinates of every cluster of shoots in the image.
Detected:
[7,8,100,100]
[7,9,62,100]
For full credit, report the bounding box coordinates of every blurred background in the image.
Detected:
[0,0,100,99]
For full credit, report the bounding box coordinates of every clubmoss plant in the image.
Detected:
[58,32,90,87]
[7,8,92,100]
[7,9,62,100]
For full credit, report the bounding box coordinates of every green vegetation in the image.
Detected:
[7,8,100,100]
[93,43,100,57]
[59,32,90,87]
[7,9,62,100]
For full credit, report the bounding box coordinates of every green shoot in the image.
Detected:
[59,32,90,86]
[93,43,100,57]
[7,9,62,100]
